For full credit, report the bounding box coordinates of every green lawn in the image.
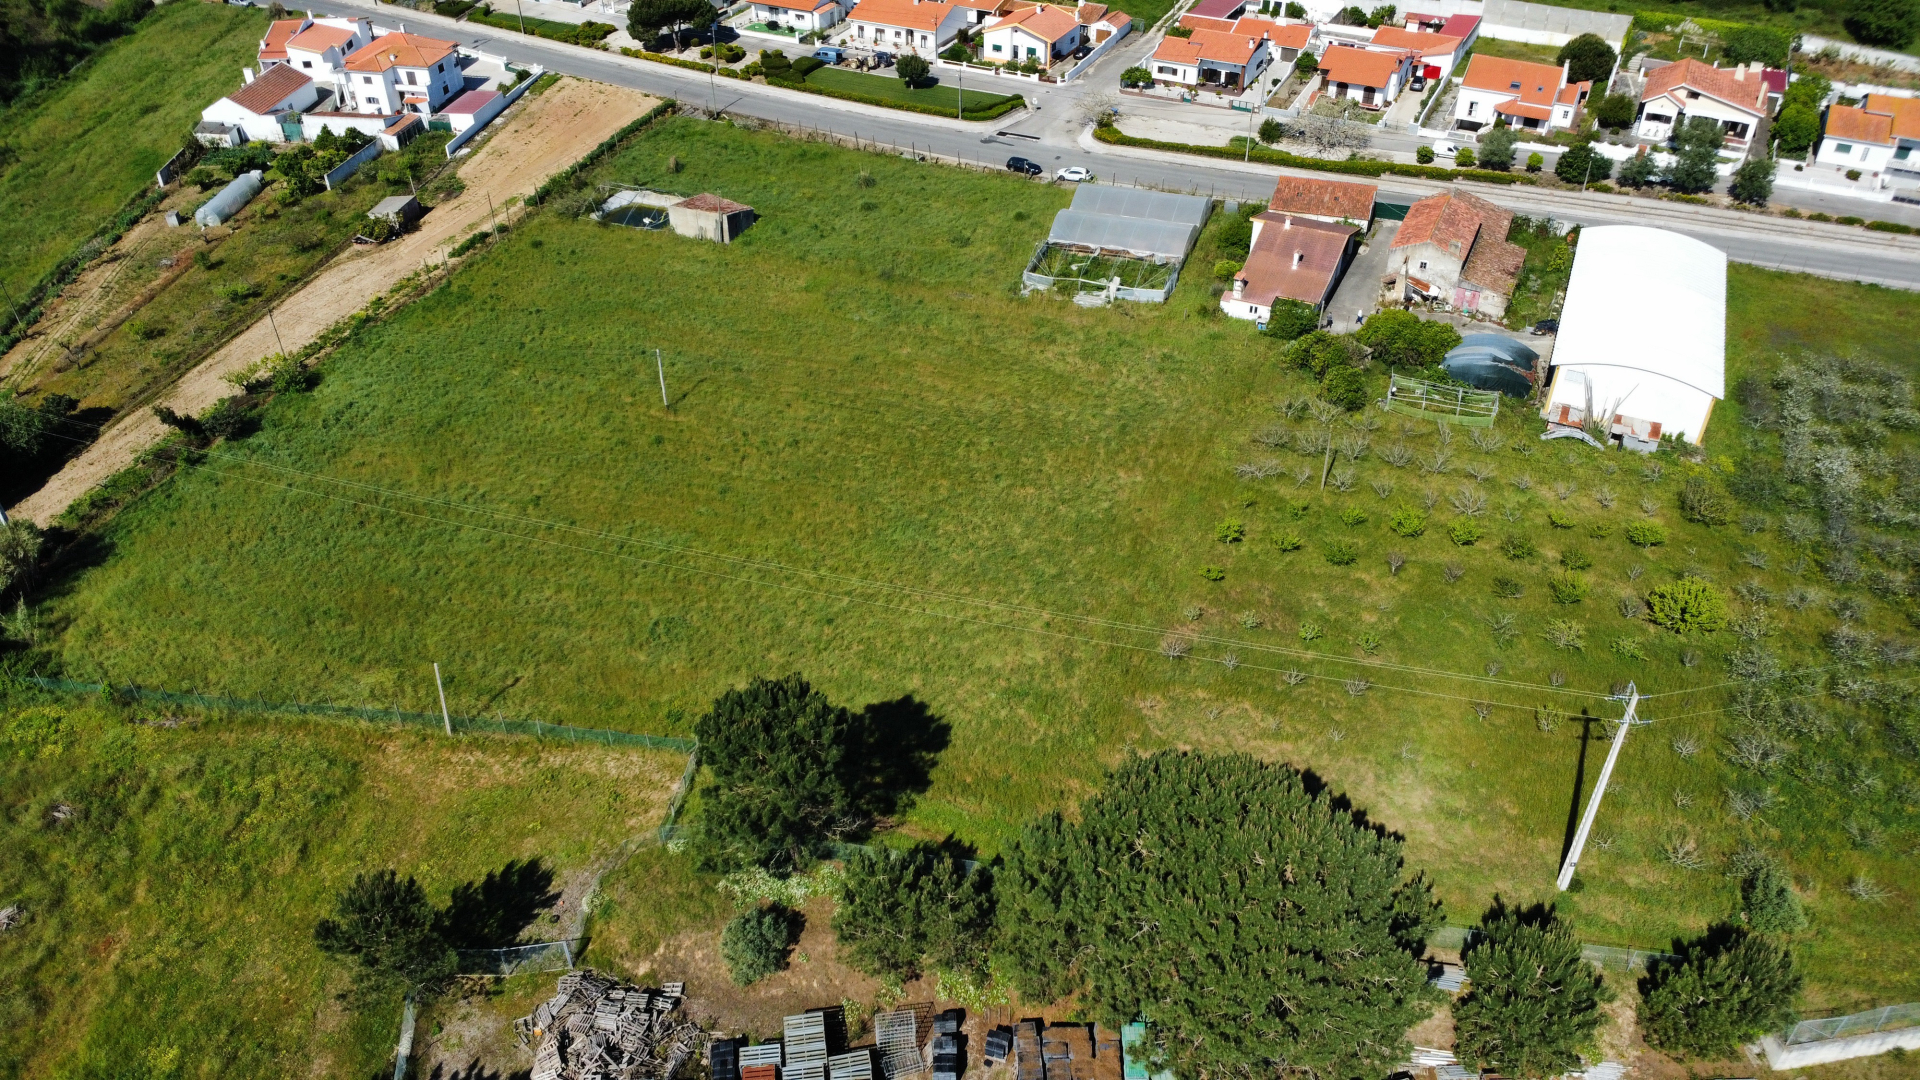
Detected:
[0,2,270,308]
[804,66,1019,111]
[31,117,1920,1012]
[0,689,689,1079]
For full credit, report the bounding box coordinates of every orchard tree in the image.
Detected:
[834,842,994,981]
[1555,32,1616,84]
[994,752,1444,1080]
[1321,364,1371,411]
[1355,309,1461,367]
[1640,925,1801,1058]
[314,870,455,993]
[1453,902,1611,1078]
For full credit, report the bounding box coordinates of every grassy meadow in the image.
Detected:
[27,117,1920,1012]
[802,67,1020,111]
[0,689,687,1079]
[0,2,270,305]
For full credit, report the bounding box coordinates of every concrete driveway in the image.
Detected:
[1326,219,1398,333]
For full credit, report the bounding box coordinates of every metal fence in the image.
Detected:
[1386,374,1501,427]
[1784,1003,1920,1045]
[1425,927,1674,971]
[18,677,694,751]
[456,938,582,977]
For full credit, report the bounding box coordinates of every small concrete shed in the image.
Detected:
[668,193,754,243]
[368,194,423,226]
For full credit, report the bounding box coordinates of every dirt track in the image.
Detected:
[9,78,656,526]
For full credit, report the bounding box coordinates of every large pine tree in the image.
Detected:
[833,843,994,981]
[1452,902,1611,1077]
[1640,926,1801,1058]
[995,751,1443,1080]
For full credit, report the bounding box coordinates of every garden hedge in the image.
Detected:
[620,48,747,78]
[765,75,1025,122]
[1092,124,1534,185]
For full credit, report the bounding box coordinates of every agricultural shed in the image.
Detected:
[1068,184,1211,229]
[1045,210,1197,260]
[1541,225,1725,448]
[668,193,755,243]
[1443,333,1537,397]
[195,170,265,227]
[368,194,423,225]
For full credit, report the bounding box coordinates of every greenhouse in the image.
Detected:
[1022,185,1211,304]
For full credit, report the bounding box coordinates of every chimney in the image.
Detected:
[1283,214,1292,228]
[1292,250,1304,268]
[242,66,254,83]
[1733,63,1745,80]
[399,21,407,31]
[1233,277,1245,298]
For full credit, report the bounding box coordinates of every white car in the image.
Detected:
[1055,166,1092,183]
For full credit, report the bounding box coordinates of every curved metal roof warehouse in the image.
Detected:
[1542,226,1726,447]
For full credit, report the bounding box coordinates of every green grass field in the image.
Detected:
[0,689,688,1078]
[803,67,1019,111]
[29,117,1920,1013]
[0,2,270,306]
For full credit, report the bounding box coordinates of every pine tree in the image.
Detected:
[1453,902,1611,1078]
[314,870,455,992]
[1640,925,1801,1058]
[833,842,994,981]
[994,752,1443,1080]
[722,904,799,985]
[1741,860,1807,935]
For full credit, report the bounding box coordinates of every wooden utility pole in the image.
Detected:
[434,662,453,736]
[656,347,669,408]
[1557,682,1640,891]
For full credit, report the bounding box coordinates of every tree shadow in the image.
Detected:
[438,858,561,950]
[850,694,951,820]
[423,1062,531,1080]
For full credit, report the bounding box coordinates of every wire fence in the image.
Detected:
[1426,927,1675,971]
[456,938,583,978]
[17,676,695,751]
[1784,1003,1920,1045]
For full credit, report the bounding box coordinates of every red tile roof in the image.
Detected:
[1866,93,1920,139]
[1370,25,1460,55]
[442,88,499,115]
[1187,0,1244,17]
[1461,232,1525,295]
[287,24,358,53]
[1496,99,1553,121]
[1439,14,1478,38]
[1825,103,1894,144]
[1267,175,1377,220]
[344,31,457,72]
[1641,57,1767,116]
[226,63,313,115]
[1076,2,1105,22]
[849,0,960,32]
[676,193,753,213]
[1155,27,1265,66]
[1461,54,1565,108]
[1236,216,1357,307]
[1316,45,1410,88]
[1392,189,1510,256]
[259,18,306,61]
[993,3,1079,41]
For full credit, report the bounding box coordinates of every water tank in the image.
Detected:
[195,170,264,227]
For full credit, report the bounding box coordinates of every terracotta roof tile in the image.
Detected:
[1460,54,1565,109]
[1316,45,1411,88]
[1641,57,1766,116]
[1391,190,1509,257]
[1865,93,1920,140]
[1461,234,1525,295]
[1824,103,1894,145]
[1369,25,1460,55]
[1235,217,1357,307]
[344,31,457,72]
[1077,2,1106,22]
[225,63,313,115]
[259,18,305,60]
[288,24,358,53]
[849,0,960,32]
[992,3,1079,41]
[1266,175,1377,220]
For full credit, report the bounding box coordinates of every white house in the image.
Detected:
[1451,54,1587,132]
[1636,58,1768,155]
[341,31,464,116]
[745,0,846,32]
[1077,2,1133,45]
[1148,27,1272,90]
[1222,214,1358,322]
[283,19,374,79]
[1178,13,1307,61]
[1315,43,1414,108]
[980,4,1082,64]
[1368,24,1461,82]
[844,0,969,55]
[1542,226,1726,449]
[199,63,325,144]
[1815,95,1920,187]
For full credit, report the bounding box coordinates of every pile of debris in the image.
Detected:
[516,972,700,1080]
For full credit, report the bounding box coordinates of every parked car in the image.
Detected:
[1055,166,1092,182]
[873,50,895,67]
[813,46,845,64]
[1006,156,1043,175]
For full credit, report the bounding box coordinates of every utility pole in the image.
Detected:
[434,662,453,736]
[0,278,22,337]
[487,192,498,235]
[514,0,526,36]
[709,17,719,117]
[1556,682,1640,891]
[655,347,669,408]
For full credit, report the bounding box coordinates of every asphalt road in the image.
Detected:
[313,0,1920,288]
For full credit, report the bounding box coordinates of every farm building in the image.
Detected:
[368,194,423,225]
[1023,185,1211,303]
[1541,225,1725,449]
[1222,214,1358,323]
[1264,175,1376,226]
[668,194,756,243]
[1381,189,1524,319]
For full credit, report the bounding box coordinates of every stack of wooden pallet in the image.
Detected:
[784,1010,832,1080]
[516,972,697,1080]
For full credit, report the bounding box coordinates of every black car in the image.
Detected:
[1006,156,1042,175]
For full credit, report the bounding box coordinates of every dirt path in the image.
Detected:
[9,78,656,526]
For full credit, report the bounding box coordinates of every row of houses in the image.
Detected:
[1812,93,1920,193]
[197,15,507,147]
[742,0,1132,65]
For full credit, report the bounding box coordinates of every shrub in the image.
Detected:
[1639,926,1801,1058]
[792,55,825,76]
[1272,532,1305,552]
[835,844,993,980]
[1837,214,1866,226]
[1588,521,1615,539]
[1679,477,1733,525]
[1321,365,1370,411]
[1741,858,1807,935]
[722,904,798,984]
[1454,146,1476,168]
[1215,517,1246,543]
[760,50,793,76]
[1388,506,1427,537]
[1611,636,1647,660]
[1416,145,1435,164]
[1724,24,1792,65]
[1213,259,1243,282]
[1354,310,1460,368]
[1501,534,1537,560]
[1625,521,1667,547]
[1546,619,1586,650]
[1560,548,1592,571]
[1200,565,1227,581]
[1323,538,1359,565]
[1121,65,1153,87]
[1546,509,1575,529]
[1258,117,1285,144]
[199,396,257,442]
[1287,330,1356,378]
[1455,902,1611,1077]
[1646,577,1728,633]
[1549,572,1590,604]
[1450,519,1483,545]
[1526,152,1545,173]
[1339,506,1369,527]
[314,870,455,991]
[1263,299,1319,341]
[1492,575,1524,599]
[219,281,261,303]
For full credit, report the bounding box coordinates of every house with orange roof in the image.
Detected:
[1815,94,1920,190]
[285,18,375,79]
[1177,14,1309,61]
[341,31,464,116]
[1316,43,1416,108]
[199,63,326,144]
[1368,25,1460,82]
[1634,58,1768,153]
[981,4,1083,64]
[845,0,970,56]
[1451,53,1587,133]
[746,0,848,32]
[1147,25,1274,90]
[1382,190,1524,320]
[1076,2,1132,45]
[1223,214,1359,323]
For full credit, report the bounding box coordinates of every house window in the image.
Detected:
[302,60,313,68]
[366,96,379,104]
[1417,260,1427,269]
[1685,89,1699,99]
[363,75,373,84]
[1645,113,1670,124]
[1836,142,1854,154]
[406,71,417,85]
[1156,64,1176,74]
[1508,80,1519,89]
[436,63,444,72]
[992,42,1002,51]
[1467,100,1477,116]
[1026,45,1036,57]
[1897,146,1912,160]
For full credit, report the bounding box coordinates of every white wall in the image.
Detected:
[1544,366,1715,445]
[1816,135,1895,171]
[1762,1030,1920,1070]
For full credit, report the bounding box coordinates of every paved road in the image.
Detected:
[315,0,1920,288]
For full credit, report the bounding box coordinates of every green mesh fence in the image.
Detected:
[19,677,695,751]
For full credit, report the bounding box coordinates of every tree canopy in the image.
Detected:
[1264,299,1319,341]
[1845,0,1919,47]
[1554,142,1612,185]
[1555,33,1616,84]
[995,752,1443,1080]
[1666,117,1724,195]
[1355,310,1461,368]
[834,842,994,980]
[313,870,455,992]
[1639,925,1801,1058]
[1740,858,1807,935]
[895,54,931,86]
[1479,126,1519,170]
[1453,902,1612,1078]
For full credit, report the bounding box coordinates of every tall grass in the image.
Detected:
[34,118,1920,1007]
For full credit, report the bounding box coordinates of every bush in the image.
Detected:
[1646,577,1729,632]
[1639,926,1801,1058]
[200,396,257,442]
[1323,538,1360,565]
[1560,548,1592,571]
[1200,564,1227,581]
[1526,152,1545,173]
[1287,330,1355,378]
[1321,365,1370,411]
[1454,146,1476,168]
[1263,299,1319,341]
[1724,24,1792,65]
[1214,259,1243,282]
[1679,476,1733,525]
[1610,636,1647,660]
[1592,93,1636,130]
[1455,902,1611,1077]
[1479,127,1518,171]
[1731,157,1774,207]
[722,905,798,984]
[792,55,825,76]
[1450,519,1483,545]
[314,870,455,992]
[1546,509,1574,529]
[1388,506,1427,537]
[1549,571,1590,604]
[895,53,931,86]
[1555,142,1611,185]
[1741,858,1807,935]
[1416,145,1434,164]
[1501,533,1537,560]
[1845,0,1920,47]
[1121,65,1153,87]
[1215,517,1246,543]
[1272,532,1305,552]
[1556,32,1616,83]
[835,844,993,980]
[1339,505,1369,527]
[1259,117,1285,144]
[1354,310,1460,368]
[1624,521,1667,547]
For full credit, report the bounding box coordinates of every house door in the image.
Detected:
[1362,85,1375,105]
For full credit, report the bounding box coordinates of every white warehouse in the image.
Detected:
[1541,226,1726,449]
